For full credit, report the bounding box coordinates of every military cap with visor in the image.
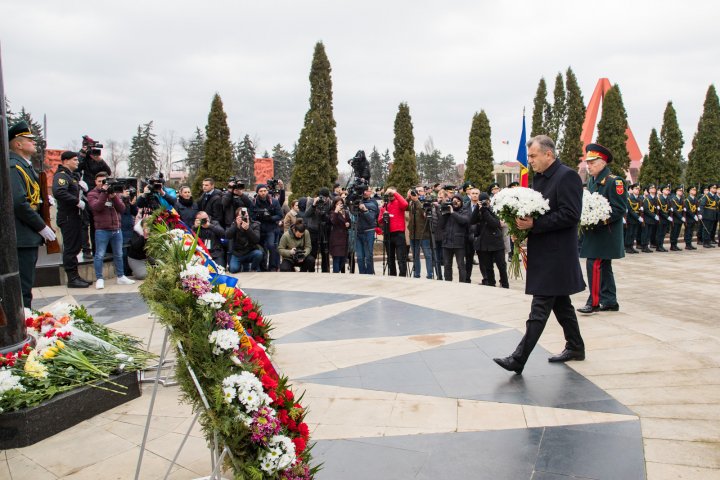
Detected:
[585,143,613,163]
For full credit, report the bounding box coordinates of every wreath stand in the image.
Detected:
[134,319,235,480]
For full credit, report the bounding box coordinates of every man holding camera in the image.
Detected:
[440,194,469,282]
[193,211,227,267]
[472,192,509,288]
[87,172,134,289]
[407,187,434,279]
[222,179,253,229]
[377,187,409,277]
[136,174,176,216]
[226,207,263,273]
[253,184,282,271]
[78,137,111,259]
[305,187,333,272]
[355,187,379,274]
[278,221,315,272]
[52,151,91,288]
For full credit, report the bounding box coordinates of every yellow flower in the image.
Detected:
[42,348,58,359]
[24,350,48,378]
[56,340,66,349]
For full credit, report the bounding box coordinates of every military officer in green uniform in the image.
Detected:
[684,185,699,250]
[624,183,641,253]
[669,185,685,251]
[699,183,718,247]
[52,151,92,288]
[656,184,672,252]
[641,184,659,251]
[8,121,57,309]
[577,144,627,314]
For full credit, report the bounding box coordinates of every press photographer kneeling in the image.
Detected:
[226,207,263,273]
[193,211,227,267]
[278,220,315,272]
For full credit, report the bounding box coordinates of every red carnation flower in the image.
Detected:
[287,418,297,430]
[268,390,278,403]
[254,336,265,344]
[284,389,294,402]
[261,374,278,390]
[298,422,310,438]
[25,318,33,327]
[278,409,290,424]
[292,437,307,454]
[248,311,258,320]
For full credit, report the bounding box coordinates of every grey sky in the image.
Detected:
[3,0,719,175]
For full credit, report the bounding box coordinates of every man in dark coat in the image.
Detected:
[655,184,672,252]
[699,183,718,247]
[684,185,699,250]
[577,144,627,314]
[9,121,57,309]
[669,185,685,251]
[624,183,642,254]
[641,184,659,251]
[494,135,585,374]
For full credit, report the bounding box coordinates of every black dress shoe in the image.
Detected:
[703,243,716,248]
[67,277,90,288]
[599,303,620,312]
[641,247,654,253]
[656,246,668,252]
[493,356,524,375]
[670,245,681,251]
[548,349,586,363]
[685,245,697,250]
[577,304,599,314]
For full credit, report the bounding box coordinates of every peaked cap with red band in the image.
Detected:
[585,143,613,164]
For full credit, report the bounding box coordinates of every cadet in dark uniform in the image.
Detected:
[684,185,699,249]
[699,183,718,247]
[655,184,672,251]
[8,121,57,309]
[52,151,92,287]
[577,144,627,314]
[641,185,659,251]
[669,185,685,251]
[625,183,641,253]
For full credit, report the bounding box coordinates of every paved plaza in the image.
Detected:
[2,247,719,479]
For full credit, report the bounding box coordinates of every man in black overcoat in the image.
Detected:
[494,135,586,374]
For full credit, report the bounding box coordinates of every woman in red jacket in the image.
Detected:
[377,187,409,276]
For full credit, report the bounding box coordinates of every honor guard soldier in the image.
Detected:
[625,183,642,253]
[52,151,92,287]
[684,185,699,249]
[656,184,672,251]
[577,144,627,314]
[8,121,57,309]
[641,184,659,251]
[669,185,685,251]
[699,183,718,247]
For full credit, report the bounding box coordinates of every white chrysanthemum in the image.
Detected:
[180,264,211,280]
[580,190,612,228]
[258,435,297,473]
[208,329,240,355]
[47,302,75,319]
[197,292,226,309]
[0,368,25,395]
[168,229,187,243]
[222,371,272,413]
[34,335,58,356]
[491,187,550,219]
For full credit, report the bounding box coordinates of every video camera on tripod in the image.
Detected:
[82,135,103,156]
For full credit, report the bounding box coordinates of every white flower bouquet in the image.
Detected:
[580,190,612,232]
[491,187,550,279]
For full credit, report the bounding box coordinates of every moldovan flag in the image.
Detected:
[516,113,528,187]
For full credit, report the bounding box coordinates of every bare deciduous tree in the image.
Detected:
[105,139,129,176]
[160,130,178,178]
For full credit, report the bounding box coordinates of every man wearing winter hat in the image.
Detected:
[577,143,627,314]
[8,121,57,308]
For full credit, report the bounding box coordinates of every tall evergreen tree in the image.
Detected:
[659,101,684,186]
[290,110,329,200]
[386,102,418,193]
[128,121,158,179]
[235,134,256,185]
[182,127,205,186]
[558,67,586,169]
[194,93,234,192]
[685,85,720,187]
[549,72,566,143]
[531,78,550,137]
[368,146,387,187]
[638,129,662,186]
[464,110,494,191]
[271,144,293,184]
[596,84,630,177]
[308,41,338,181]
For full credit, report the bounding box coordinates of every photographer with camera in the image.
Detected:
[198,178,224,224]
[439,194,469,282]
[175,186,199,226]
[465,187,483,284]
[354,186,379,274]
[87,172,135,289]
[252,183,282,271]
[226,207,263,273]
[407,186,434,279]
[222,178,253,229]
[77,137,110,259]
[120,186,139,278]
[193,211,227,267]
[471,192,509,288]
[305,187,333,272]
[137,173,176,216]
[329,198,351,273]
[377,186,409,276]
[278,220,315,272]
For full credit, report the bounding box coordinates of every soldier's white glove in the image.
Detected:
[39,226,56,242]
[655,215,659,221]
[79,180,89,192]
[77,199,86,210]
[694,215,698,221]
[681,218,686,223]
[669,217,673,222]
[623,218,627,225]
[639,217,644,223]
[48,196,56,207]
[698,214,703,220]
